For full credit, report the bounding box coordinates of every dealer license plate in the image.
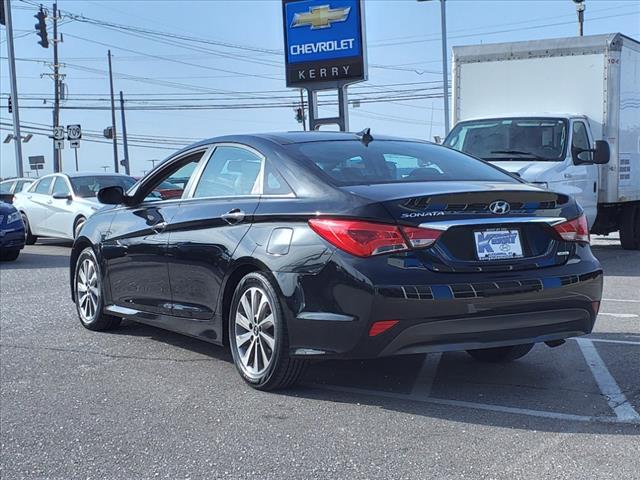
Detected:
[473,229,524,261]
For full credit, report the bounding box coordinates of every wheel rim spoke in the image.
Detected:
[77,257,100,323]
[234,286,275,378]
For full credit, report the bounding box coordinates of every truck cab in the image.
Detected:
[444,114,609,230]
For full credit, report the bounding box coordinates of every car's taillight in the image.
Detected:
[553,214,590,243]
[308,219,442,257]
[401,226,442,248]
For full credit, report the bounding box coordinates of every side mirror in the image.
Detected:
[433,135,443,144]
[97,185,125,205]
[573,140,610,165]
[593,140,610,164]
[52,192,72,200]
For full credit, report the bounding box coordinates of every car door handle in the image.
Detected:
[221,209,245,225]
[151,221,168,233]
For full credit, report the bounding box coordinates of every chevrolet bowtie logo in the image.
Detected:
[291,5,351,29]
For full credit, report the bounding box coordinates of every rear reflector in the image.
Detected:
[553,214,590,243]
[308,218,441,257]
[369,320,399,337]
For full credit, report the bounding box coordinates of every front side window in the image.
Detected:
[193,146,263,198]
[288,140,518,186]
[52,177,71,197]
[71,176,136,198]
[445,117,567,161]
[33,177,53,195]
[572,121,592,162]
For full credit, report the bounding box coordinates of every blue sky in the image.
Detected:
[1,0,639,178]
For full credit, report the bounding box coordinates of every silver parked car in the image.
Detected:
[13,172,135,243]
[0,177,34,203]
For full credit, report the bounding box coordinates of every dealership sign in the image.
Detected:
[283,0,367,87]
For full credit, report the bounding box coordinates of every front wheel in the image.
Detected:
[74,247,121,331]
[21,213,37,245]
[0,248,20,261]
[229,272,306,391]
[466,343,534,363]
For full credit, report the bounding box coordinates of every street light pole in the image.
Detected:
[573,0,585,37]
[3,0,24,177]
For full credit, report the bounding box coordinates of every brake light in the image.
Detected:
[308,219,442,257]
[309,219,407,257]
[553,214,590,243]
[401,226,442,248]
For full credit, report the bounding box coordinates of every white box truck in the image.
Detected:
[444,33,640,249]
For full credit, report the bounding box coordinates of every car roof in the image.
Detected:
[36,172,132,180]
[1,177,33,182]
[182,131,429,151]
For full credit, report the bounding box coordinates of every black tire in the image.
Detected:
[620,203,640,250]
[229,272,307,391]
[74,247,121,331]
[73,216,86,239]
[21,213,37,245]
[466,343,534,363]
[0,248,20,261]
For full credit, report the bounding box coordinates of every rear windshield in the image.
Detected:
[288,140,518,186]
[70,175,136,198]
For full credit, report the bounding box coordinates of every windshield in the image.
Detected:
[444,118,568,161]
[70,175,136,198]
[288,140,518,186]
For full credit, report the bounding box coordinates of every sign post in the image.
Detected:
[282,0,367,131]
[66,124,81,170]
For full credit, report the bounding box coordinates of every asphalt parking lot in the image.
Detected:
[1,236,639,479]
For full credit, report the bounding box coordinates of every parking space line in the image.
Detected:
[598,312,639,318]
[308,383,640,425]
[410,353,442,398]
[602,298,640,303]
[585,338,640,346]
[576,338,640,422]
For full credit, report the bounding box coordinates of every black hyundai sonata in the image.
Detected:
[70,131,603,390]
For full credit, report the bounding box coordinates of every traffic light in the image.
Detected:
[295,107,304,124]
[103,126,114,139]
[34,7,49,49]
[7,96,12,114]
[0,2,6,26]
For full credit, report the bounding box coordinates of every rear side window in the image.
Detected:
[193,146,263,198]
[34,177,53,194]
[0,181,14,194]
[288,140,517,186]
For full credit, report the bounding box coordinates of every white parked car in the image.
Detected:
[13,172,136,243]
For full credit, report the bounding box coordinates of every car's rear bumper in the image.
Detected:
[279,245,602,359]
[0,227,25,250]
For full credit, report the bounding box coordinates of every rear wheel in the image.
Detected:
[466,343,534,363]
[229,272,306,391]
[74,247,121,331]
[21,213,37,245]
[620,203,640,250]
[0,248,20,261]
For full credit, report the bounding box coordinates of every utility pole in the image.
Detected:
[119,91,130,175]
[52,2,61,172]
[299,89,306,131]
[3,0,24,177]
[417,0,450,135]
[107,50,119,173]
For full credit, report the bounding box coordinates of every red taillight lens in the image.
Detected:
[308,219,407,257]
[369,320,399,337]
[553,214,590,243]
[401,226,442,248]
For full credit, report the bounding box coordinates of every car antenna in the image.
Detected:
[356,128,373,146]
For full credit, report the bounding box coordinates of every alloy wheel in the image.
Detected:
[234,286,276,379]
[76,257,100,323]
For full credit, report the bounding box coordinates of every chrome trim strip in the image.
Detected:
[418,216,566,231]
[296,312,355,322]
[104,304,139,316]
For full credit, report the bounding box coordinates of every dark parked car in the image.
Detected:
[69,132,603,390]
[0,200,25,261]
